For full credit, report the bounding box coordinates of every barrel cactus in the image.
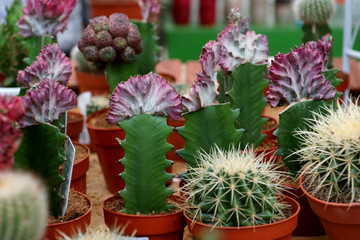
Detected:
[0,171,48,240]
[183,146,289,227]
[61,228,135,240]
[295,100,360,204]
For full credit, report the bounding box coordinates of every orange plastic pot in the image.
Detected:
[60,142,90,194]
[103,195,186,239]
[255,138,278,163]
[67,111,84,142]
[75,69,109,96]
[261,115,277,142]
[89,0,142,19]
[185,195,300,240]
[43,191,92,240]
[300,175,360,239]
[167,117,185,164]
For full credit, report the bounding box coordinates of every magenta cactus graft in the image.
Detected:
[138,0,161,24]
[305,34,333,70]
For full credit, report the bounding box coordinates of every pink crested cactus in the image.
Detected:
[198,41,221,89]
[107,73,182,123]
[305,34,333,70]
[139,0,161,24]
[18,0,76,38]
[0,95,25,170]
[19,78,76,127]
[226,7,249,32]
[266,45,336,107]
[17,44,72,88]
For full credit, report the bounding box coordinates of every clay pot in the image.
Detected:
[44,191,92,240]
[89,0,142,19]
[173,0,190,25]
[60,142,90,194]
[185,195,299,240]
[103,195,186,240]
[67,111,84,142]
[167,117,185,164]
[300,175,360,239]
[200,0,216,25]
[261,115,277,142]
[75,69,109,96]
[336,70,350,101]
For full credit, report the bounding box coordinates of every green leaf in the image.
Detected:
[228,63,268,148]
[105,60,139,94]
[118,114,174,214]
[323,68,342,98]
[216,70,233,104]
[22,36,56,65]
[177,103,244,169]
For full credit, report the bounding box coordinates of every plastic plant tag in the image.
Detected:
[59,136,75,217]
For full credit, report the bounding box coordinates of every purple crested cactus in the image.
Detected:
[305,34,333,70]
[17,44,72,88]
[138,0,161,24]
[226,7,249,32]
[266,45,336,107]
[107,73,182,123]
[198,41,221,89]
[0,95,25,170]
[18,0,76,38]
[19,78,76,127]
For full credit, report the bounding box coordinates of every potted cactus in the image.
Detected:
[102,72,186,239]
[296,99,360,239]
[13,44,92,240]
[183,147,300,239]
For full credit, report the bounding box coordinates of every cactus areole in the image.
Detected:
[107,73,182,214]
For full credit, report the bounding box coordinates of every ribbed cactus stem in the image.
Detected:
[0,171,48,240]
[61,228,135,240]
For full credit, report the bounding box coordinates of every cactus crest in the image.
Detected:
[294,0,336,24]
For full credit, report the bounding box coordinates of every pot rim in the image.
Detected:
[261,115,278,133]
[299,174,360,208]
[59,142,90,173]
[85,108,121,131]
[183,195,300,230]
[67,110,84,123]
[74,68,105,76]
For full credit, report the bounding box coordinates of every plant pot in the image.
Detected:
[185,195,300,240]
[173,0,190,25]
[336,70,350,101]
[75,69,109,96]
[67,111,84,142]
[89,0,142,19]
[300,175,360,239]
[261,115,277,142]
[103,195,186,239]
[44,191,92,240]
[255,138,278,163]
[167,117,185,165]
[60,142,90,194]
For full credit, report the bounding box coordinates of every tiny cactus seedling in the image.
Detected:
[183,146,290,228]
[295,100,360,204]
[0,171,48,240]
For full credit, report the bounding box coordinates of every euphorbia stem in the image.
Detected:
[105,60,139,94]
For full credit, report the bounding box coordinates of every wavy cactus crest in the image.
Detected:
[198,41,220,88]
[0,95,25,170]
[18,0,76,37]
[107,73,182,123]
[218,27,269,72]
[184,146,289,227]
[294,0,336,24]
[296,100,360,204]
[19,78,76,127]
[266,45,336,107]
[226,7,249,32]
[17,44,72,88]
[305,34,333,70]
[139,0,161,24]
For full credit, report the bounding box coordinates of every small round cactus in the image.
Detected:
[183,146,290,227]
[294,0,336,24]
[295,100,360,204]
[61,228,135,240]
[0,171,48,240]
[78,14,143,65]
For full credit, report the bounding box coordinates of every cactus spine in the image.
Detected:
[61,228,135,240]
[184,147,289,227]
[0,171,48,240]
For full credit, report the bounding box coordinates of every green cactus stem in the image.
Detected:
[14,123,66,217]
[105,60,138,94]
[0,171,48,240]
[118,114,174,214]
[22,35,56,65]
[176,103,244,169]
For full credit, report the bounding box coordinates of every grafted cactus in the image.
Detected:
[107,73,182,214]
[296,100,360,204]
[184,147,289,227]
[0,171,48,240]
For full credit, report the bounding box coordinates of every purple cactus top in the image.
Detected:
[266,45,336,107]
[305,34,333,71]
[17,44,72,88]
[139,0,161,24]
[0,95,25,170]
[18,0,76,38]
[107,73,182,123]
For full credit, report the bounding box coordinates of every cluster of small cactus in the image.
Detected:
[86,95,109,116]
[295,100,360,203]
[184,146,289,227]
[78,14,143,64]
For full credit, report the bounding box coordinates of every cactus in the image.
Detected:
[86,95,109,116]
[0,171,48,240]
[107,73,182,214]
[183,146,289,227]
[295,100,360,204]
[61,228,135,240]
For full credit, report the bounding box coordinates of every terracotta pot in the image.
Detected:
[60,142,90,194]
[89,0,142,19]
[336,70,350,101]
[167,117,185,165]
[173,0,190,25]
[300,175,360,239]
[255,138,278,163]
[282,181,326,236]
[67,111,84,142]
[44,191,92,240]
[200,0,216,25]
[103,195,186,240]
[185,195,300,240]
[261,115,277,142]
[75,69,109,96]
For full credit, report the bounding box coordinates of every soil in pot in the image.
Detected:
[255,138,278,162]
[75,69,109,96]
[67,111,84,142]
[261,116,277,142]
